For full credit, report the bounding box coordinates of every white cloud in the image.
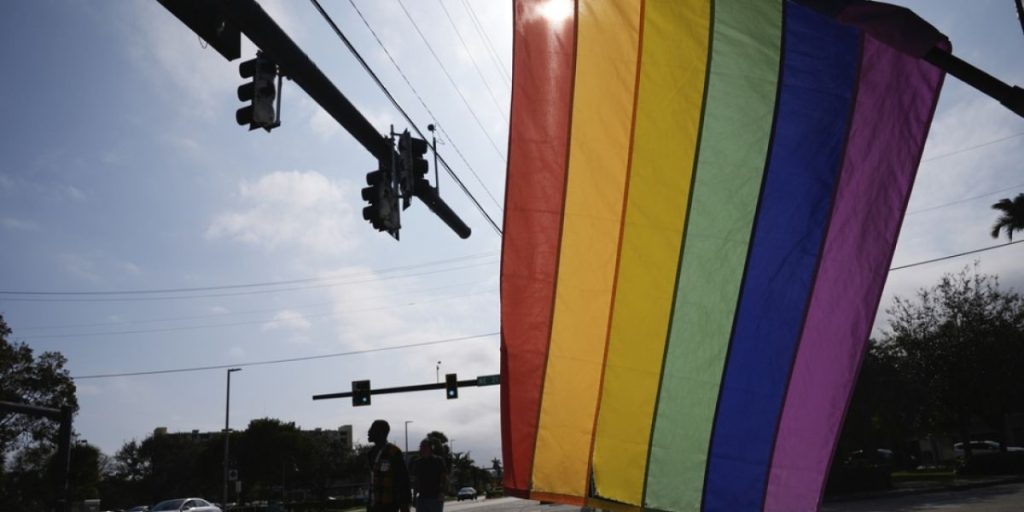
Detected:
[206,170,359,257]
[262,309,313,332]
[57,253,103,283]
[130,2,238,116]
[309,106,341,141]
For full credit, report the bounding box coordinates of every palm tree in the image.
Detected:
[990,193,1024,242]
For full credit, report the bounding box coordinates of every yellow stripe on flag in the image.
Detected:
[531,0,643,498]
[590,0,711,505]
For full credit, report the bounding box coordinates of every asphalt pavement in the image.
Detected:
[437,482,1024,512]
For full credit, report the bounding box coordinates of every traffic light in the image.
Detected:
[361,161,400,239]
[236,52,279,131]
[352,380,371,407]
[445,373,458,399]
[398,130,429,210]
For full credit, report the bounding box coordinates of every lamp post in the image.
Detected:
[435,361,441,383]
[404,420,414,453]
[223,368,242,508]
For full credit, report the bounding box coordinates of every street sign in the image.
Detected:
[476,374,500,386]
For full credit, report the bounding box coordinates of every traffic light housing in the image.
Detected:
[236,52,279,131]
[352,380,371,406]
[361,159,400,239]
[445,373,458,399]
[398,131,429,210]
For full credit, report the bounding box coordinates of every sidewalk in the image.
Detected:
[823,475,1024,503]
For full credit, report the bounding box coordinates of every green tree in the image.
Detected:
[0,314,78,459]
[878,265,1024,457]
[990,193,1024,242]
[0,314,79,510]
[425,431,451,462]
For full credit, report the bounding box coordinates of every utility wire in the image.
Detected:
[395,0,509,153]
[310,0,503,235]
[460,0,512,86]
[0,260,497,303]
[890,239,1023,271]
[339,0,504,215]
[906,182,1024,216]
[921,132,1024,162]
[16,278,494,331]
[24,288,496,340]
[0,252,496,297]
[71,331,499,379]
[435,0,510,116]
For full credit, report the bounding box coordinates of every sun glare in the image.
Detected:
[536,0,574,25]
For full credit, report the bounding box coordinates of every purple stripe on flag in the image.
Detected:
[763,35,945,512]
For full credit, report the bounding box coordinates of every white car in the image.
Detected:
[953,440,1024,457]
[151,498,221,512]
[457,487,478,501]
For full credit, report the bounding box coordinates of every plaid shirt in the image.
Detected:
[368,442,410,512]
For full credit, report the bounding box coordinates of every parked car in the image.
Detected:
[151,498,221,512]
[457,487,478,501]
[844,448,894,466]
[953,440,1024,457]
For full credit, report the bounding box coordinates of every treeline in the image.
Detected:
[830,266,1024,490]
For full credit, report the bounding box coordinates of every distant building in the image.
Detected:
[303,424,353,452]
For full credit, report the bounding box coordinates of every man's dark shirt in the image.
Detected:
[368,442,410,512]
[412,454,446,499]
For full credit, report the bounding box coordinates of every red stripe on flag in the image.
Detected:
[500,0,577,493]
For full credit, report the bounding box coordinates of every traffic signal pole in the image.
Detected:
[155,0,472,237]
[0,402,73,512]
[312,374,499,404]
[222,0,388,158]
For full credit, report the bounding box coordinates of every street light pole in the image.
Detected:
[405,420,413,453]
[223,368,242,508]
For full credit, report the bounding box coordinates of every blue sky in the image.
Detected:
[0,0,1021,467]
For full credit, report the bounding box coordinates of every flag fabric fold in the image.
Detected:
[500,1,946,510]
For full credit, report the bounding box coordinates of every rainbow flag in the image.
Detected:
[499,1,946,511]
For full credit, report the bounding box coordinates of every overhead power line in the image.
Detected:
[435,0,510,116]
[309,0,503,235]
[395,0,509,152]
[906,182,1024,216]
[23,288,497,340]
[0,260,497,303]
[0,252,496,297]
[890,239,1023,271]
[340,0,504,215]
[16,278,494,332]
[71,331,499,379]
[460,0,512,86]
[921,132,1024,162]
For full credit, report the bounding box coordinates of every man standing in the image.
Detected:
[412,438,448,512]
[367,420,411,512]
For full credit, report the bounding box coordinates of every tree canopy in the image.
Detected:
[0,314,79,460]
[872,265,1024,455]
[990,193,1024,242]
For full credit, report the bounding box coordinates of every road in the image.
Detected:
[822,482,1024,511]
[442,483,1024,512]
[443,497,576,512]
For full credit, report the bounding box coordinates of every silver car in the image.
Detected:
[151,498,221,512]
